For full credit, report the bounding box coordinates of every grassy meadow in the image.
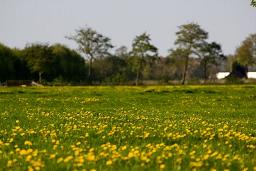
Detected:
[0,85,255,171]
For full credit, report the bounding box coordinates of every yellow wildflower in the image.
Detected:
[160,164,165,169]
[86,153,95,161]
[106,160,113,165]
[64,156,73,163]
[25,141,33,146]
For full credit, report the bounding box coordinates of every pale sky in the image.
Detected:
[0,0,255,56]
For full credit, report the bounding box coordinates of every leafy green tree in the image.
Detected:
[115,46,129,59]
[0,43,17,82]
[226,61,248,82]
[168,48,190,81]
[50,44,87,82]
[235,34,256,68]
[200,42,224,81]
[130,33,158,85]
[0,44,31,82]
[150,56,177,83]
[67,27,113,84]
[22,43,52,83]
[173,23,208,84]
[12,48,32,80]
[226,55,236,72]
[92,56,128,84]
[251,0,256,7]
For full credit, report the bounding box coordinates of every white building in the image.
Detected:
[247,72,256,79]
[216,72,230,79]
[216,72,256,79]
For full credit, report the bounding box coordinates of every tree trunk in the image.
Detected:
[135,72,139,86]
[135,59,143,86]
[136,65,140,86]
[88,56,93,85]
[181,56,189,85]
[203,61,208,83]
[39,72,42,83]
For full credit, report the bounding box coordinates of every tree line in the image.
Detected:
[0,22,255,85]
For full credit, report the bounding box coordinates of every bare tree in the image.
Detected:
[67,26,113,84]
[173,23,208,84]
[130,33,158,85]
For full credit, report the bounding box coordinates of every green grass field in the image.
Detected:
[0,85,255,171]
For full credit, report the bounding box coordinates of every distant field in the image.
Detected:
[0,85,255,171]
